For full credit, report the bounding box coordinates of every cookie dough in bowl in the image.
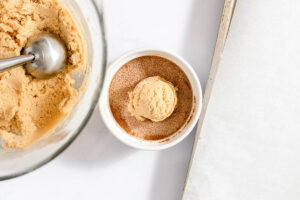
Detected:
[0,0,105,180]
[0,0,85,149]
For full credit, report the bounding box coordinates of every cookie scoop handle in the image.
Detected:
[0,54,35,72]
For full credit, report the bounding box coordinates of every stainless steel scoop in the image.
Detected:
[0,33,67,79]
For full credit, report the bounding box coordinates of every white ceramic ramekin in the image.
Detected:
[99,49,202,150]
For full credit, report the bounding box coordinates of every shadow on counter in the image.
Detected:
[61,106,136,169]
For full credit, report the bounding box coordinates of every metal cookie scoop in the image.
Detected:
[0,33,67,79]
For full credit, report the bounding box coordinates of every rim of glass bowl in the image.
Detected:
[0,1,107,181]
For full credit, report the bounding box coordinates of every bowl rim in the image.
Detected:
[0,1,107,181]
[99,48,202,150]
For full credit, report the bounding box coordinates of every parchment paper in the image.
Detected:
[183,0,300,199]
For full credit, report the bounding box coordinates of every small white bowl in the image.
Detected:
[99,49,202,150]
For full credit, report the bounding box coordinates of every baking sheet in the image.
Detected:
[182,0,300,199]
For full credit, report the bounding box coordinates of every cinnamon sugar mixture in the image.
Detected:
[109,56,193,140]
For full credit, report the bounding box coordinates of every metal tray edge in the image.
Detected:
[182,0,237,198]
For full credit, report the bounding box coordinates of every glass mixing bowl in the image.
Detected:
[0,0,106,180]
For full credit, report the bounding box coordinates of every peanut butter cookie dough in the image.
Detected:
[0,0,85,148]
[128,76,177,122]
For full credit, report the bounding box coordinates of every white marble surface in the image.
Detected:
[0,0,224,199]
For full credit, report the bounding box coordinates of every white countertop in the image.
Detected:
[0,0,224,199]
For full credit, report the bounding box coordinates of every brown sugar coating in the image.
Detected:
[109,56,193,140]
